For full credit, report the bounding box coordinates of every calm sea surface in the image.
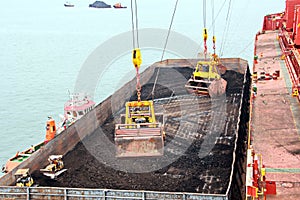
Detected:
[0,0,284,175]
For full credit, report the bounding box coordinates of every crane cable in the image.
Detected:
[131,0,142,102]
[150,0,179,100]
[131,0,139,48]
[160,0,179,62]
[195,0,228,57]
[219,0,233,57]
[211,0,216,57]
[203,0,208,60]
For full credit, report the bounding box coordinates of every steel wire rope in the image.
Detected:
[130,0,139,48]
[134,0,139,48]
[195,0,228,57]
[236,39,254,57]
[203,0,208,59]
[160,0,179,62]
[130,0,135,48]
[212,0,215,37]
[219,0,233,57]
[148,0,180,100]
[234,1,250,42]
[231,0,253,59]
[211,0,216,55]
[130,0,142,100]
[203,0,207,28]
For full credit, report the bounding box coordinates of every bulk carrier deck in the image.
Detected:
[251,31,300,199]
[246,3,300,198]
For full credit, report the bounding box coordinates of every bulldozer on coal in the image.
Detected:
[40,155,67,179]
[185,59,227,97]
[14,168,34,187]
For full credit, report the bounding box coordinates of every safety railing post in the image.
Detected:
[64,188,67,200]
[104,189,107,200]
[27,187,30,200]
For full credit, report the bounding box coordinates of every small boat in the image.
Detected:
[1,93,95,173]
[2,143,44,173]
[58,93,95,130]
[64,2,74,7]
[113,3,127,9]
[89,1,111,8]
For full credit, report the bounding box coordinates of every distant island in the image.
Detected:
[89,1,111,8]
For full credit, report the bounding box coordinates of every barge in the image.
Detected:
[0,58,250,200]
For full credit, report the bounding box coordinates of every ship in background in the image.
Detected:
[246,0,300,199]
[1,93,95,174]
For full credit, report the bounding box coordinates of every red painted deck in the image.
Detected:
[252,30,300,199]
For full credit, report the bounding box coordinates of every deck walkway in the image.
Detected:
[252,30,300,199]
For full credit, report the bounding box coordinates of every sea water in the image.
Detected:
[0,0,284,175]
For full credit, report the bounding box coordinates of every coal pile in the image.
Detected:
[32,65,249,196]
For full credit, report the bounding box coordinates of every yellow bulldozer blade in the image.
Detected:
[40,168,67,179]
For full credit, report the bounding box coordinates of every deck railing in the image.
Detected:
[0,186,229,200]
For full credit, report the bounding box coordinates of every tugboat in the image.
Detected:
[64,1,74,7]
[113,2,127,9]
[1,93,95,173]
[59,93,95,129]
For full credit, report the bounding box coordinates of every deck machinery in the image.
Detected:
[185,24,227,97]
[114,100,164,157]
[114,49,165,158]
[185,57,227,97]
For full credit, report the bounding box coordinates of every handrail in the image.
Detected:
[0,186,229,200]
